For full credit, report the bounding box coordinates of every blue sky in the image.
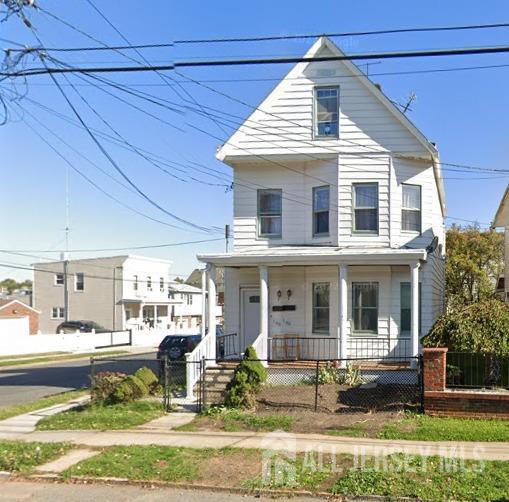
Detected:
[1,0,508,281]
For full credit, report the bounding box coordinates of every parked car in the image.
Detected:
[157,334,202,361]
[56,320,109,334]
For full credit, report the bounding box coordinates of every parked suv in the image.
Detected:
[56,320,109,334]
[157,334,202,361]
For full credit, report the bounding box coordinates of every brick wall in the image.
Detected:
[0,301,39,334]
[423,347,509,419]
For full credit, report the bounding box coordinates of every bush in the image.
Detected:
[112,375,149,403]
[423,299,509,356]
[225,345,267,409]
[134,367,159,393]
[90,371,126,403]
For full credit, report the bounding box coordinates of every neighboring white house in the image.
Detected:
[34,255,183,332]
[492,185,509,302]
[197,36,446,363]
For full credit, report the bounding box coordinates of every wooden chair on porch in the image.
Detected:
[271,334,301,361]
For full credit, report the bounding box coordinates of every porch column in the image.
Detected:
[201,268,207,338]
[410,262,420,360]
[153,305,158,328]
[139,302,144,330]
[207,263,217,361]
[339,264,348,363]
[259,265,269,363]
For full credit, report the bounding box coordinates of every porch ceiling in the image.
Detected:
[198,246,427,267]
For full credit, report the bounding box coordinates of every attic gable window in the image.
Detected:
[314,86,339,138]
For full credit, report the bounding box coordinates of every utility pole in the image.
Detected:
[63,164,70,322]
[225,224,230,252]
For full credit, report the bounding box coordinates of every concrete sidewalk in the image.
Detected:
[2,428,508,461]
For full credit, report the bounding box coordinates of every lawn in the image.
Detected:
[379,413,509,442]
[0,389,89,421]
[0,350,128,368]
[37,400,164,430]
[0,441,71,473]
[65,445,261,485]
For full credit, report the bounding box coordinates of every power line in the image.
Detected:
[7,20,509,51]
[6,45,509,77]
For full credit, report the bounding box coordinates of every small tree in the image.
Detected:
[225,345,267,408]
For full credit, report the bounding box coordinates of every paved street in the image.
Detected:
[0,481,319,502]
[0,352,158,407]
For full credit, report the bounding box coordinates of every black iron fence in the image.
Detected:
[446,352,509,390]
[217,332,238,360]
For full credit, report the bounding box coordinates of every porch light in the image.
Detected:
[277,290,282,301]
[287,289,292,300]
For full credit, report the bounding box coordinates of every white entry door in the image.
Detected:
[241,288,260,352]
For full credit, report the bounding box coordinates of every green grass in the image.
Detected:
[380,413,509,442]
[65,445,258,483]
[0,350,128,368]
[325,423,371,438]
[0,390,89,421]
[37,400,164,431]
[0,351,66,361]
[331,454,509,501]
[0,441,71,473]
[174,407,295,432]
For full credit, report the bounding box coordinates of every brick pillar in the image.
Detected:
[423,348,448,392]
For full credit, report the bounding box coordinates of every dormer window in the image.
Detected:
[314,86,339,138]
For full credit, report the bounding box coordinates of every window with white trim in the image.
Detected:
[402,184,422,233]
[160,277,165,292]
[75,273,84,292]
[352,282,378,333]
[313,186,330,236]
[353,183,378,233]
[312,282,330,333]
[400,282,422,335]
[314,86,339,137]
[54,273,64,286]
[257,189,282,238]
[133,275,138,291]
[51,307,65,319]
[147,276,152,291]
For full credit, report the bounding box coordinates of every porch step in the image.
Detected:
[194,365,236,405]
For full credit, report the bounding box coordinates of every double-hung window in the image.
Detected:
[312,282,330,334]
[257,189,282,238]
[402,184,422,233]
[133,275,138,291]
[54,273,64,286]
[52,307,65,319]
[353,183,378,233]
[313,186,330,236]
[352,282,378,333]
[400,282,422,335]
[75,273,84,292]
[147,276,152,291]
[160,277,165,292]
[314,87,339,137]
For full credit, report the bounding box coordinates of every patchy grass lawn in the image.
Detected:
[37,400,164,431]
[174,407,295,433]
[0,441,71,473]
[331,454,509,501]
[65,445,261,485]
[379,413,509,442]
[0,350,128,368]
[0,390,89,421]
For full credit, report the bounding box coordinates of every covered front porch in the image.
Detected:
[199,247,426,364]
[123,301,175,330]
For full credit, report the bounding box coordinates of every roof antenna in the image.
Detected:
[403,92,417,113]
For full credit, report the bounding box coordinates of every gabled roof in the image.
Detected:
[0,299,40,314]
[216,36,446,216]
[493,184,509,228]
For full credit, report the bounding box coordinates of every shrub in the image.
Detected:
[314,362,362,386]
[225,345,267,409]
[90,371,126,403]
[134,367,159,393]
[423,299,509,356]
[112,375,149,403]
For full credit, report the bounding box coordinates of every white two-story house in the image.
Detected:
[198,36,446,362]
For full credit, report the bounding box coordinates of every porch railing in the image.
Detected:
[185,331,215,398]
[217,332,239,360]
[347,337,411,360]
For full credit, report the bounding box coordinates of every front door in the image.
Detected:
[241,288,260,352]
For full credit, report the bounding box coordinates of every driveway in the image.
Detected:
[0,352,158,407]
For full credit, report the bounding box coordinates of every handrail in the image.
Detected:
[185,331,214,398]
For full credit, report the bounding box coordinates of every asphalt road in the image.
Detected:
[0,481,319,502]
[0,352,159,408]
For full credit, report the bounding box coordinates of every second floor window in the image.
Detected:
[54,273,64,286]
[133,275,138,291]
[314,87,339,137]
[313,186,330,236]
[258,189,282,238]
[75,273,84,291]
[353,183,378,233]
[312,282,330,334]
[402,184,422,233]
[160,277,164,292]
[147,276,152,291]
[52,307,65,319]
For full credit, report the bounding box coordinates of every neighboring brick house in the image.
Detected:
[0,299,40,334]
